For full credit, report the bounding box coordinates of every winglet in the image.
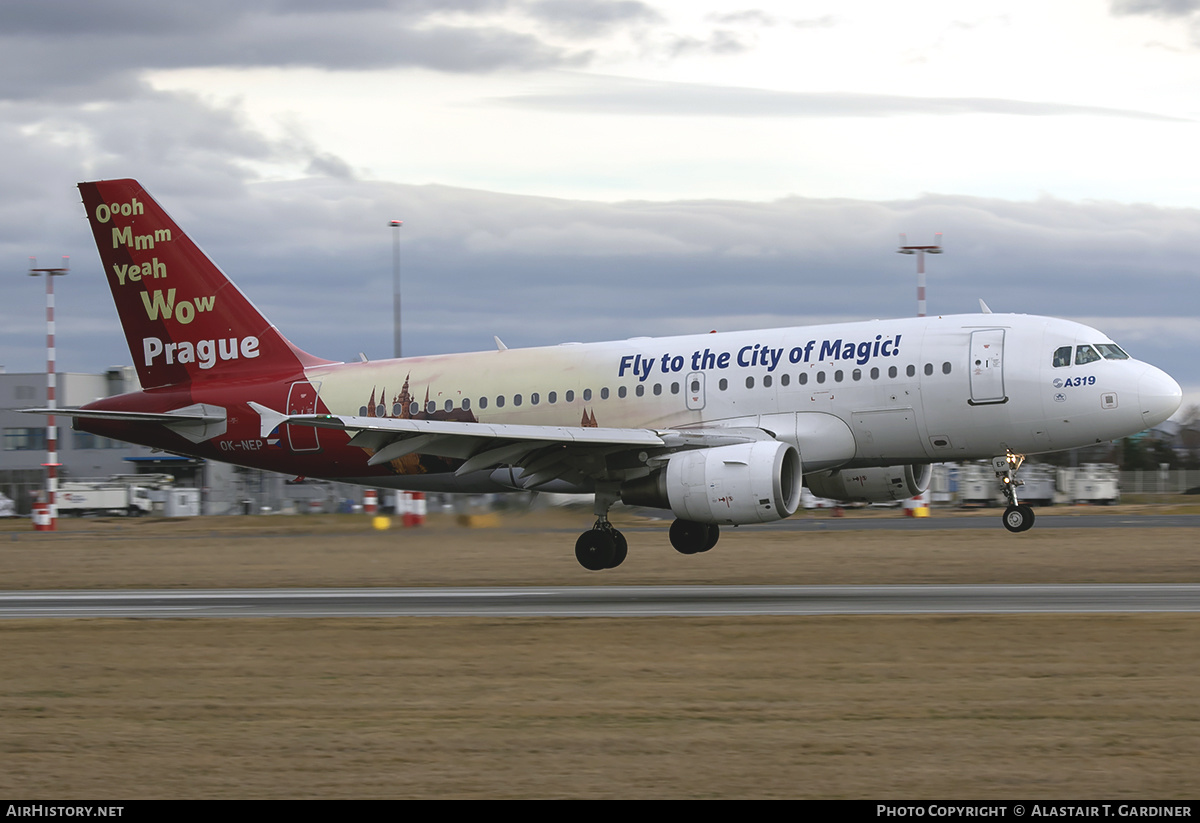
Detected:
[494,336,508,351]
[248,401,288,439]
[979,299,993,314]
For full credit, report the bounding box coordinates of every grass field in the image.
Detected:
[1,507,1198,798]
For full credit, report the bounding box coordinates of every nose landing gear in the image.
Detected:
[994,451,1035,533]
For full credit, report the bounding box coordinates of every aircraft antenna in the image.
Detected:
[896,233,942,317]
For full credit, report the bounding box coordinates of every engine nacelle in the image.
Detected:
[621,441,802,525]
[805,463,932,504]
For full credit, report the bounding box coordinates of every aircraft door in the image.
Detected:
[685,371,706,411]
[286,380,322,452]
[968,330,1007,405]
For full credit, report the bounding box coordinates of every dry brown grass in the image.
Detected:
[1,509,1198,798]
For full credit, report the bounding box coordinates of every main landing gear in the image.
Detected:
[993,451,1035,533]
[574,486,721,570]
[574,524,628,571]
[575,486,628,571]
[668,518,720,555]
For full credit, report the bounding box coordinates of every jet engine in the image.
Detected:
[805,463,932,503]
[621,441,801,524]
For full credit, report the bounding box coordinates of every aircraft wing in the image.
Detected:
[251,403,772,488]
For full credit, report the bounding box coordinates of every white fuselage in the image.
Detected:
[299,313,1179,491]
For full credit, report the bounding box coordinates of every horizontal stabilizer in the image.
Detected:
[22,404,227,444]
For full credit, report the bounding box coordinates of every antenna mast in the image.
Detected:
[897,233,943,317]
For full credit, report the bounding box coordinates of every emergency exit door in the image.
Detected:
[968,330,1007,405]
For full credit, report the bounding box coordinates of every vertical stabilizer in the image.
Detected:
[78,179,330,389]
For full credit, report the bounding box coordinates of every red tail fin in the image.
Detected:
[78,179,330,389]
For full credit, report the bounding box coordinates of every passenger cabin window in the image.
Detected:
[496,395,505,408]
[906,365,916,378]
[513,394,522,406]
[618,386,627,398]
[531,393,539,405]
[479,397,488,409]
[1053,346,1072,368]
[718,378,728,391]
[548,391,557,404]
[636,385,645,397]
[566,390,575,402]
[781,374,790,387]
[1076,345,1101,365]
[924,363,933,376]
[799,373,808,385]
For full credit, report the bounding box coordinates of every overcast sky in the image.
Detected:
[2,0,1198,416]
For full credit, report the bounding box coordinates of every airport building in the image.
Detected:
[1,368,154,513]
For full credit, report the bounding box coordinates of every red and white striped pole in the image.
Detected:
[897,234,942,318]
[29,257,69,532]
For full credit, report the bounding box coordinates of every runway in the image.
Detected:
[4,584,1200,618]
[744,512,1200,532]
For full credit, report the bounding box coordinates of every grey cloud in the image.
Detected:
[496,77,1186,120]
[706,10,835,29]
[1111,0,1200,16]
[526,0,664,37]
[0,2,587,101]
[0,0,511,35]
[708,10,780,26]
[662,30,751,58]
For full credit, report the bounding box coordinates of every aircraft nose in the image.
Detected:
[1138,365,1183,428]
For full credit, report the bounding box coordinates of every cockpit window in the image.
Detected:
[1053,346,1072,368]
[1096,343,1129,361]
[1075,345,1101,365]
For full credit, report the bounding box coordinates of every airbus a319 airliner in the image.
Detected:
[31,180,1182,570]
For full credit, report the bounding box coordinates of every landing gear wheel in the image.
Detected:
[700,524,720,553]
[575,529,615,571]
[1017,504,1034,531]
[670,519,711,555]
[1003,504,1035,533]
[608,529,628,569]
